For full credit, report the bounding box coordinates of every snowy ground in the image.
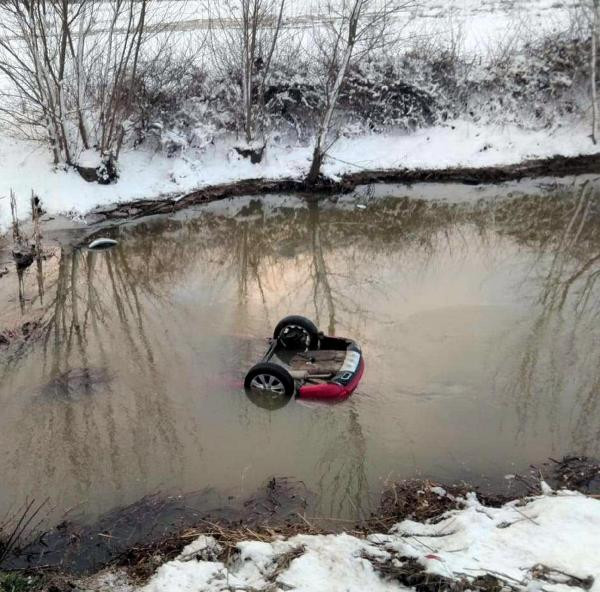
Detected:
[82,487,600,592]
[1,118,597,235]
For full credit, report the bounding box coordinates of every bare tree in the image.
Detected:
[0,1,93,165]
[94,0,149,162]
[0,0,157,181]
[305,0,414,185]
[591,0,600,143]
[205,0,287,162]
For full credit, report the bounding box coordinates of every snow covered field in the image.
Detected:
[154,0,580,55]
[84,487,600,592]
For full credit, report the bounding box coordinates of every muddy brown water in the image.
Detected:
[1,184,599,543]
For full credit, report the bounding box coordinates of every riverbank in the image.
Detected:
[1,119,598,235]
[83,152,600,228]
[110,490,600,592]
[3,458,599,592]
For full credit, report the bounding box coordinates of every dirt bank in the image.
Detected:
[83,153,600,228]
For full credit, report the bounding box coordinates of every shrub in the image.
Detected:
[128,27,593,157]
[0,573,39,592]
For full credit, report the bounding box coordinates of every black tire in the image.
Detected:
[244,362,295,397]
[273,315,319,350]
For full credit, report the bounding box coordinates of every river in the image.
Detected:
[1,181,599,533]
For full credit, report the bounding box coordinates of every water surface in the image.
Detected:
[1,185,599,526]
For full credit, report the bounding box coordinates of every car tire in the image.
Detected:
[273,315,319,350]
[244,362,296,397]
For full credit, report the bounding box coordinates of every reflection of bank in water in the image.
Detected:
[242,379,369,520]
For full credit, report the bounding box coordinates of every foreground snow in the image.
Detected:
[99,489,600,592]
[0,119,597,235]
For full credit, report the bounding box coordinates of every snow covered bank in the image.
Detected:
[84,489,600,592]
[1,119,597,235]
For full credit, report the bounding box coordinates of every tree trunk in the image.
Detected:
[116,0,148,160]
[592,0,599,144]
[257,0,285,141]
[306,143,324,186]
[70,14,91,150]
[305,41,354,185]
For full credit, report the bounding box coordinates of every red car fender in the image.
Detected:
[298,358,365,400]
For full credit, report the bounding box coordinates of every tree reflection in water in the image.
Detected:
[1,244,188,522]
[495,182,600,455]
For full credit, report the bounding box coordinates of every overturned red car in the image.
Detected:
[244,315,364,403]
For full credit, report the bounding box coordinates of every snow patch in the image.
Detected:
[78,149,102,169]
[430,486,447,497]
[137,492,600,592]
[176,535,222,562]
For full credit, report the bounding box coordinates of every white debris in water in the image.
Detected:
[429,486,447,497]
[88,238,118,250]
[136,491,600,592]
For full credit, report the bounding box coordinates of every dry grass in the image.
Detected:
[116,479,486,583]
[361,553,516,592]
[551,456,600,490]
[370,479,508,531]
[0,500,47,567]
[118,518,330,582]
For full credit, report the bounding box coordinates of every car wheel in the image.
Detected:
[244,362,296,397]
[273,315,319,350]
